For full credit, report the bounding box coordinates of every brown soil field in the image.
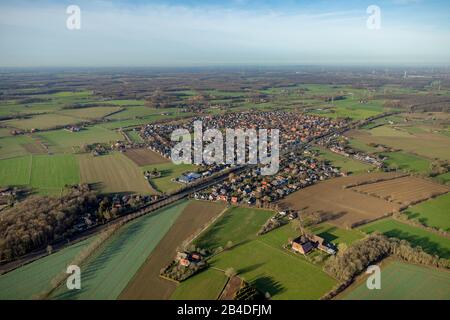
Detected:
[119,200,227,300]
[219,276,242,300]
[21,142,47,154]
[280,172,402,228]
[78,152,157,195]
[352,176,450,206]
[123,148,169,167]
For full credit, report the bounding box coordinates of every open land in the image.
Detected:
[120,200,226,300]
[339,260,450,300]
[51,200,189,300]
[78,152,156,195]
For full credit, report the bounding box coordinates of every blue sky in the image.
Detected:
[0,0,449,67]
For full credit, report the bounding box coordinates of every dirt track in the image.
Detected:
[119,200,226,300]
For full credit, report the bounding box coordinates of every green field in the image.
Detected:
[340,260,450,300]
[347,138,379,153]
[0,238,94,300]
[141,162,198,194]
[0,154,79,194]
[0,155,32,186]
[170,269,228,300]
[186,210,337,299]
[6,114,82,130]
[125,130,143,143]
[309,100,385,120]
[308,223,364,245]
[194,206,275,250]
[314,147,373,174]
[436,172,450,185]
[359,218,450,259]
[30,154,80,194]
[59,106,122,120]
[209,231,337,299]
[36,126,122,153]
[0,135,35,159]
[403,193,450,232]
[51,200,189,300]
[381,151,431,173]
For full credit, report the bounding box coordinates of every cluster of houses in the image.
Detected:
[140,111,349,161]
[193,149,342,205]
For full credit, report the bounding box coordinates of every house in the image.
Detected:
[291,234,336,255]
[291,236,314,255]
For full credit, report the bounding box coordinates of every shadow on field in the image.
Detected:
[195,212,233,249]
[383,228,450,259]
[237,263,265,275]
[251,276,285,297]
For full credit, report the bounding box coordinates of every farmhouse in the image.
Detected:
[291,234,336,255]
[176,251,203,267]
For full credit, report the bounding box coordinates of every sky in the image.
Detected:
[0,0,449,67]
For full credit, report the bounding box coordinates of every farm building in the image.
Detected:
[178,172,201,184]
[291,234,336,255]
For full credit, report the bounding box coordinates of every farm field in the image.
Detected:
[314,147,373,174]
[123,148,169,166]
[381,151,431,173]
[0,237,94,300]
[0,135,36,159]
[348,123,450,161]
[351,176,450,206]
[78,152,156,195]
[0,154,79,194]
[339,260,450,300]
[174,219,337,300]
[308,223,364,246]
[0,155,32,187]
[36,126,122,153]
[52,200,189,300]
[29,154,80,195]
[6,113,82,130]
[309,100,385,120]
[194,206,275,250]
[141,162,198,194]
[125,130,144,143]
[403,193,450,232]
[120,200,227,299]
[59,106,122,120]
[435,172,450,185]
[170,269,228,300]
[281,172,401,228]
[209,235,337,299]
[359,218,450,259]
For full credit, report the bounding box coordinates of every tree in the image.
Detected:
[225,240,234,249]
[46,245,53,255]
